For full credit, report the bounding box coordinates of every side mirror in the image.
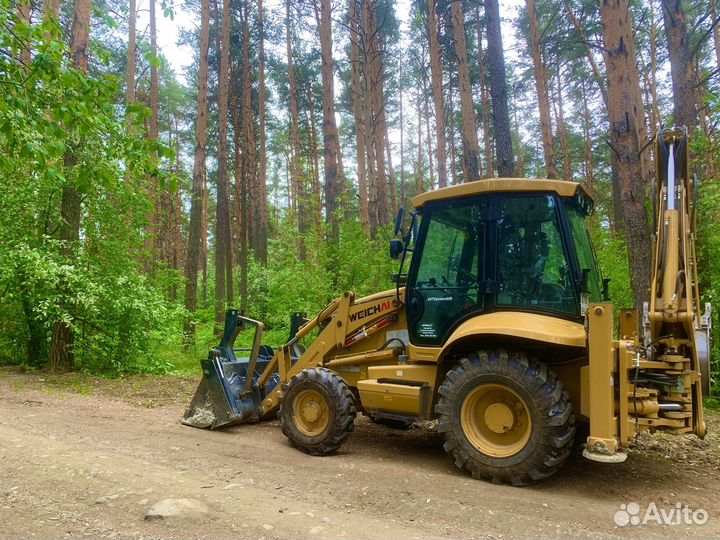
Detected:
[393,207,404,236]
[390,238,404,259]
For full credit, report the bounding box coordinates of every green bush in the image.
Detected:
[245,219,397,344]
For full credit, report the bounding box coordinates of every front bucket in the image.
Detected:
[182,357,263,430]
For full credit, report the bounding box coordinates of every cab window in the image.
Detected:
[409,202,483,345]
[567,204,602,302]
[496,195,576,314]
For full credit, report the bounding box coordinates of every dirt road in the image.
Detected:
[1,367,719,539]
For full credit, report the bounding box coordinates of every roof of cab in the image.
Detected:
[410,178,590,208]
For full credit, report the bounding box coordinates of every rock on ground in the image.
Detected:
[144,498,211,520]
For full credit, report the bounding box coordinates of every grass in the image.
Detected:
[704,396,720,412]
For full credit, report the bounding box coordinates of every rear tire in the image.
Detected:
[436,349,575,485]
[279,367,356,455]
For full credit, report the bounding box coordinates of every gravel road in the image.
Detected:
[1,367,718,539]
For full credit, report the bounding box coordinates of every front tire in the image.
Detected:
[436,349,575,485]
[279,367,356,455]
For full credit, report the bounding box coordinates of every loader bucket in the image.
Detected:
[182,356,263,429]
[182,310,279,430]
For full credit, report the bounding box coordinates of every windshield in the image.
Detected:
[566,203,602,302]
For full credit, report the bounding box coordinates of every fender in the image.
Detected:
[408,311,587,363]
[437,311,586,361]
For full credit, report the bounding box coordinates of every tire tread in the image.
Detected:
[435,349,575,486]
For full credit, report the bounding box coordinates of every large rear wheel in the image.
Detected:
[279,367,356,455]
[436,349,575,485]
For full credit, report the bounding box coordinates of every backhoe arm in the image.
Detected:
[584,128,710,461]
[645,127,709,435]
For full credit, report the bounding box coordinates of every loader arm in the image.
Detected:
[183,291,405,428]
[257,291,404,417]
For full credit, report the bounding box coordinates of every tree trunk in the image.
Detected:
[554,63,572,181]
[231,103,248,312]
[424,94,435,189]
[599,0,652,307]
[385,136,397,217]
[448,83,458,184]
[526,0,557,179]
[451,0,480,182]
[649,0,660,131]
[124,0,136,189]
[256,0,268,263]
[661,0,699,128]
[144,0,159,274]
[168,113,184,301]
[580,79,595,190]
[711,0,720,72]
[362,45,379,235]
[415,89,424,194]
[633,0,660,132]
[426,0,448,188]
[201,172,208,306]
[214,0,232,333]
[350,0,370,234]
[361,1,378,232]
[306,83,323,233]
[485,0,514,177]
[399,75,406,206]
[317,0,341,236]
[474,6,494,177]
[286,0,306,257]
[149,0,158,145]
[43,0,60,22]
[337,145,349,222]
[240,1,257,261]
[15,1,32,70]
[183,0,211,342]
[366,1,388,227]
[126,0,136,108]
[50,0,91,372]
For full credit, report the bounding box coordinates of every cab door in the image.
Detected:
[407,200,485,346]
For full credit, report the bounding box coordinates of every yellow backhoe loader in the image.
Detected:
[183,128,711,485]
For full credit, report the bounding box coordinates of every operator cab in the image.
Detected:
[393,180,603,347]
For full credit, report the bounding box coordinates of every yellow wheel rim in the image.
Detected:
[460,383,532,458]
[292,389,330,437]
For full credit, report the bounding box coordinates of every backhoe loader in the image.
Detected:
[183,128,711,485]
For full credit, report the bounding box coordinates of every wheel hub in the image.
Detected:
[460,383,532,458]
[484,402,515,434]
[292,389,330,437]
[301,401,321,423]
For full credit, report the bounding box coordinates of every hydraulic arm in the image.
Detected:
[645,128,710,434]
[584,128,711,461]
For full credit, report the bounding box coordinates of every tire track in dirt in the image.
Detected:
[1,372,718,539]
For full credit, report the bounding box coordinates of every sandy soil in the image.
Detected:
[1,366,719,539]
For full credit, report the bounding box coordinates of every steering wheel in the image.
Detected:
[453,263,478,285]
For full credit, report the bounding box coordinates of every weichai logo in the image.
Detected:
[349,300,392,323]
